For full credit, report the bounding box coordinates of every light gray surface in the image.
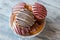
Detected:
[0,0,60,40]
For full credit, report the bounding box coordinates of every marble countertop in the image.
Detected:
[0,0,60,40]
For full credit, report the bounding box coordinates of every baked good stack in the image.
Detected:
[10,2,47,36]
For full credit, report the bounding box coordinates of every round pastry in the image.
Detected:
[10,2,47,36]
[32,3,47,20]
[28,3,47,24]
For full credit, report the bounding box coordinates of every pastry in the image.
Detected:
[32,3,47,20]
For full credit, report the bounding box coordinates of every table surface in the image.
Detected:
[0,0,60,40]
